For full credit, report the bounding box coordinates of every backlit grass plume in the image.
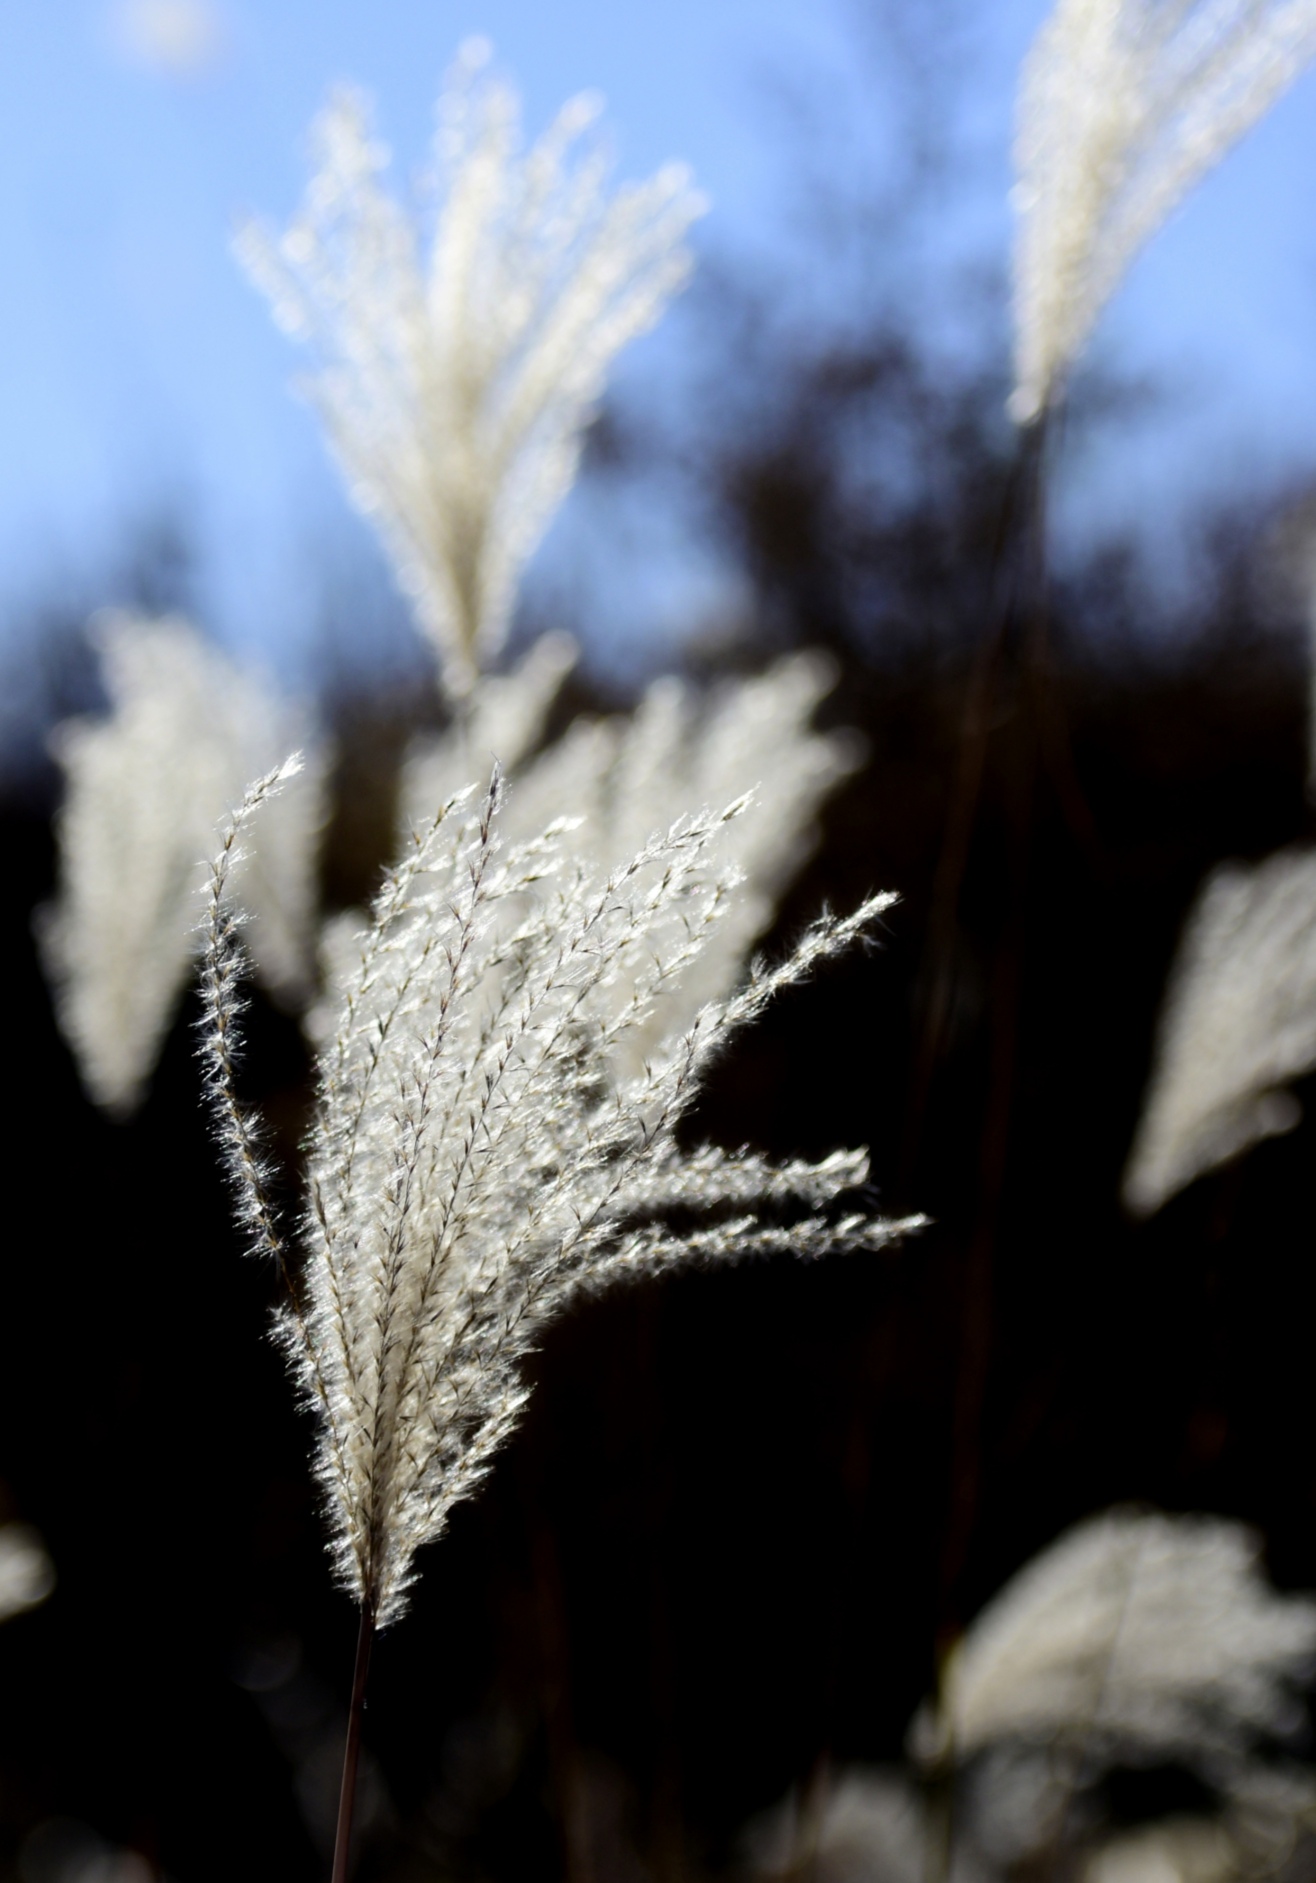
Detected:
[913,1508,1316,1774]
[1122,846,1316,1216]
[202,764,919,1633]
[403,650,863,1076]
[745,1512,1316,1883]
[237,42,705,697]
[1011,0,1316,424]
[40,613,324,1116]
[401,627,581,813]
[0,1525,55,1625]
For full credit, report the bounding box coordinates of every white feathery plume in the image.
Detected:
[236,43,706,698]
[1081,1803,1316,1883]
[40,613,326,1116]
[309,628,579,1060]
[1122,847,1316,1216]
[400,651,864,1080]
[0,1524,55,1622]
[201,765,920,1628]
[748,1693,1316,1883]
[1078,1761,1316,1883]
[1010,0,1316,425]
[403,628,579,813]
[948,1731,1316,1874]
[912,1509,1316,1775]
[1216,1763,1316,1871]
[1083,1820,1234,1883]
[311,629,581,1060]
[744,1771,932,1883]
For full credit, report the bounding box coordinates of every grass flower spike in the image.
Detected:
[203,766,919,1630]
[41,614,324,1115]
[238,43,706,697]
[0,1525,56,1624]
[749,1514,1316,1883]
[402,650,863,1075]
[914,1508,1316,1772]
[492,653,863,1075]
[1122,846,1316,1215]
[1011,0,1316,424]
[401,628,580,814]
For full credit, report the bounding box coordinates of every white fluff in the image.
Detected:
[402,629,580,815]
[1123,847,1316,1216]
[1011,0,1316,424]
[744,1771,931,1883]
[237,44,705,698]
[201,767,922,1626]
[41,614,326,1116]
[399,649,864,1080]
[0,1524,55,1622]
[914,1509,1316,1773]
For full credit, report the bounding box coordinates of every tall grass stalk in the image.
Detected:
[199,761,922,1874]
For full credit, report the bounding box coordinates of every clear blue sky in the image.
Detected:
[3,0,1316,688]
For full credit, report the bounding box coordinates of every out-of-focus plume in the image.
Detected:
[746,1515,1316,1883]
[1082,1796,1316,1883]
[40,614,325,1116]
[201,766,920,1627]
[1011,0,1316,425]
[915,1512,1316,1880]
[746,1762,1316,1883]
[1083,1820,1232,1883]
[950,1741,1316,1877]
[743,1771,933,1883]
[403,629,579,811]
[913,1509,1316,1777]
[0,1524,55,1622]
[19,1817,153,1883]
[308,629,580,1052]
[237,43,705,700]
[400,650,864,1078]
[110,0,226,78]
[1122,848,1316,1216]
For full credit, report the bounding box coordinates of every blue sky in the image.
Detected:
[3,0,1316,689]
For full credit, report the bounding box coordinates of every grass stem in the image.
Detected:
[331,1604,375,1883]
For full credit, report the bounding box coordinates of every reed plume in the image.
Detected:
[401,650,862,1075]
[0,1525,55,1624]
[1011,0,1316,424]
[202,764,920,1630]
[400,627,580,813]
[745,1769,928,1883]
[40,613,324,1115]
[237,43,705,698]
[745,1510,1316,1883]
[913,1508,1316,1774]
[1122,846,1316,1215]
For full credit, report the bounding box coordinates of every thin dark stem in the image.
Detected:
[331,1604,376,1883]
[898,414,1051,1188]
